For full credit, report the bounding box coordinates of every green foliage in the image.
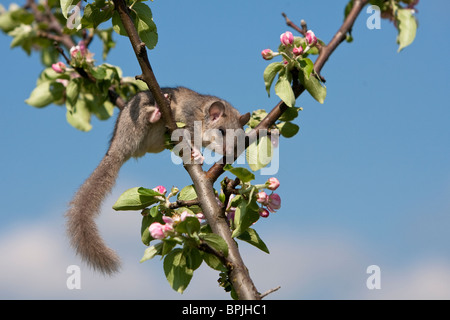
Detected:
[0,0,158,131]
[112,2,158,50]
[395,7,417,52]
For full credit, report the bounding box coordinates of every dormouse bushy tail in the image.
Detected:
[66,153,124,275]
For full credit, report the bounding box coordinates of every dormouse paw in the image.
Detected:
[149,105,162,123]
[191,148,204,165]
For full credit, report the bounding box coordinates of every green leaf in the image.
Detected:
[297,57,314,79]
[184,247,203,271]
[278,106,300,122]
[163,248,193,294]
[112,3,158,50]
[60,0,81,19]
[200,233,228,257]
[177,185,197,201]
[298,69,327,104]
[246,135,273,172]
[231,191,260,238]
[65,78,80,105]
[237,228,270,254]
[133,3,158,50]
[140,242,163,263]
[277,121,300,138]
[223,164,255,183]
[396,8,417,52]
[176,216,200,237]
[201,252,227,272]
[25,81,63,108]
[263,62,284,96]
[274,75,295,108]
[0,11,20,33]
[81,3,113,29]
[66,96,92,132]
[112,187,162,211]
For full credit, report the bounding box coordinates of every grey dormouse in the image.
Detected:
[66,87,251,275]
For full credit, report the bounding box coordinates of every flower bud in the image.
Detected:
[305,30,317,46]
[259,208,270,218]
[266,177,280,190]
[261,49,274,60]
[196,213,205,220]
[171,186,180,196]
[280,31,294,46]
[267,193,281,212]
[162,216,174,225]
[256,191,269,204]
[149,222,166,239]
[153,185,167,195]
[292,46,304,56]
[52,62,66,73]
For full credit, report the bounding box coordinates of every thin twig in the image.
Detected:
[260,286,281,299]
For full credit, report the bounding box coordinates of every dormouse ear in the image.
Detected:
[208,101,225,121]
[239,112,251,127]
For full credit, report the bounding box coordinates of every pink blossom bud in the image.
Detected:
[196,213,205,220]
[52,62,66,73]
[149,222,166,239]
[153,185,167,195]
[78,40,87,56]
[256,191,269,204]
[70,45,80,58]
[181,211,197,221]
[162,216,174,225]
[280,31,294,46]
[261,49,274,60]
[267,193,281,212]
[292,46,304,56]
[163,223,173,233]
[259,208,270,218]
[305,30,317,46]
[266,177,280,190]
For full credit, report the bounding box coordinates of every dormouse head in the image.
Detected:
[202,100,250,157]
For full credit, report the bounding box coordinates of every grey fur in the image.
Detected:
[66,87,250,275]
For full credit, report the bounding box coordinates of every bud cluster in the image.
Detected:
[226,177,282,220]
[50,40,95,87]
[146,185,205,240]
[261,30,318,62]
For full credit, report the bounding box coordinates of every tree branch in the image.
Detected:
[112,0,177,133]
[111,0,260,299]
[184,164,261,300]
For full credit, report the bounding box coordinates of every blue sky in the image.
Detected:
[1,0,450,299]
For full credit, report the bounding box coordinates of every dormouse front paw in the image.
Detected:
[191,147,204,165]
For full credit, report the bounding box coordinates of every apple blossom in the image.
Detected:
[153,185,167,195]
[267,193,281,212]
[280,31,294,46]
[293,46,304,56]
[52,62,66,73]
[305,30,317,46]
[259,208,270,218]
[266,177,280,190]
[256,191,269,204]
[261,49,275,60]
